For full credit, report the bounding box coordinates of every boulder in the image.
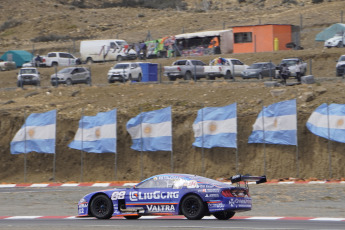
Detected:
[301,75,315,84]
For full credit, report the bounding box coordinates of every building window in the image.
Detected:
[234,32,253,43]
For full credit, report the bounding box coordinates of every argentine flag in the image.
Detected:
[248,99,297,145]
[307,103,345,143]
[11,110,57,154]
[68,109,117,153]
[126,107,172,151]
[192,103,237,148]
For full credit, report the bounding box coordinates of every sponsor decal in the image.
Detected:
[208,203,225,208]
[206,189,220,193]
[146,204,175,213]
[205,194,220,198]
[78,203,88,208]
[229,198,252,208]
[130,191,179,201]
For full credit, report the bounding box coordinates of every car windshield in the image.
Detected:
[58,68,73,74]
[20,69,36,74]
[248,63,263,69]
[114,64,129,69]
[281,60,297,66]
[117,40,128,46]
[339,56,345,62]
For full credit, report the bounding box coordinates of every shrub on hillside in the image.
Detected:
[117,0,187,10]
[312,0,324,3]
[0,19,22,32]
[31,34,90,42]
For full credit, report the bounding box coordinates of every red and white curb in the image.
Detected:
[0,181,344,188]
[0,216,344,221]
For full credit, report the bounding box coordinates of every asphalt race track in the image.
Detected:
[0,185,344,230]
[1,217,344,230]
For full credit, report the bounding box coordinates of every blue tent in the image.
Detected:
[0,50,33,67]
[315,23,345,41]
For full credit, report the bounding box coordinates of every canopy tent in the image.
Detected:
[315,23,345,41]
[0,50,33,67]
[175,29,233,54]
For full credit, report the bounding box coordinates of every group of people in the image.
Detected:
[279,61,303,85]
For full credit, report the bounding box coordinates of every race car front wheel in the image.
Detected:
[181,194,206,220]
[213,210,235,220]
[89,194,113,219]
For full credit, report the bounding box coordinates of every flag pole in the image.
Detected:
[261,102,267,176]
[80,108,84,182]
[235,104,239,174]
[53,110,57,182]
[295,100,299,178]
[201,105,205,176]
[326,103,332,179]
[24,111,27,183]
[114,110,117,181]
[170,107,174,173]
[140,107,143,181]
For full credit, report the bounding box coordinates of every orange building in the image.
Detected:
[232,24,300,54]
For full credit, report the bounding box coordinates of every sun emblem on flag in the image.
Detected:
[95,127,101,138]
[144,125,152,134]
[336,118,344,127]
[208,122,217,133]
[274,118,278,128]
[28,128,35,138]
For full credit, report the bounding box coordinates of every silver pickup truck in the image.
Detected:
[163,59,207,81]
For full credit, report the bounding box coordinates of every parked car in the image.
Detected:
[278,58,307,77]
[107,62,143,83]
[336,54,345,76]
[41,52,81,67]
[241,62,276,79]
[51,67,91,86]
[164,59,207,81]
[77,173,266,220]
[324,32,345,48]
[0,59,16,71]
[17,67,40,87]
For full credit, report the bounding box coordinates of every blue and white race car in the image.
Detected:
[78,173,266,220]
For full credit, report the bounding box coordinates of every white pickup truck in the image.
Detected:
[40,52,81,67]
[164,59,207,81]
[204,58,249,80]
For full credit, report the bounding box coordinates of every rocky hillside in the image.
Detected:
[0,0,345,183]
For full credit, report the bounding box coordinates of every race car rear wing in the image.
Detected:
[230,175,267,184]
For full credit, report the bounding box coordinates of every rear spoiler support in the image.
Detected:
[230,175,267,185]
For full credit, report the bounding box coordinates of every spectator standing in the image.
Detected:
[35,54,42,67]
[281,63,290,85]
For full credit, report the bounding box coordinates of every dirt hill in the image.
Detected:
[0,0,345,183]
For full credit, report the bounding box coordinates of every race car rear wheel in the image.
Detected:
[89,194,113,219]
[124,215,141,220]
[181,194,206,220]
[213,210,235,220]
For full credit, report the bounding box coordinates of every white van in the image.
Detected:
[80,39,137,63]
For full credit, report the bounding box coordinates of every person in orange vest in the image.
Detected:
[208,37,220,54]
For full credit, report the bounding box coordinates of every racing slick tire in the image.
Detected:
[89,194,114,219]
[124,215,141,220]
[213,211,235,220]
[180,194,206,220]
